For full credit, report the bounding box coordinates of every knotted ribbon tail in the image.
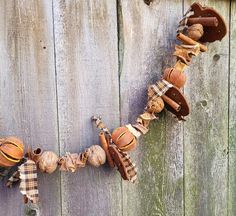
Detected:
[91,115,111,136]
[24,201,41,216]
[6,170,20,188]
[0,167,11,181]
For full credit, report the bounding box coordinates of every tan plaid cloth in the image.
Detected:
[149,79,173,98]
[19,159,39,204]
[117,147,137,183]
[177,6,194,33]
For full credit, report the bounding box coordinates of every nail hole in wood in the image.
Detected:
[213,54,220,61]
[144,0,153,5]
[200,100,207,107]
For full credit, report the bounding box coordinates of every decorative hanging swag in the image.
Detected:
[0,2,227,206]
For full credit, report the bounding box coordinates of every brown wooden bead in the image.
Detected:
[187,24,204,41]
[147,96,164,113]
[0,137,24,167]
[38,151,59,174]
[163,68,186,88]
[86,145,106,167]
[111,127,137,152]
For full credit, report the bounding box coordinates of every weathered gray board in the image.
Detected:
[0,0,233,216]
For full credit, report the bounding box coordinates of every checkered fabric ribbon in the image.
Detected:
[117,147,137,183]
[19,159,39,204]
[149,79,173,98]
[177,6,194,33]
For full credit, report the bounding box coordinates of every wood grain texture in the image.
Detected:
[119,0,184,215]
[0,1,233,216]
[0,0,61,215]
[229,1,236,215]
[53,0,121,215]
[184,1,229,216]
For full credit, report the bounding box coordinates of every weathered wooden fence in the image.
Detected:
[0,0,234,215]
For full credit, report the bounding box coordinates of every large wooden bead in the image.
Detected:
[0,137,24,167]
[111,127,137,152]
[38,151,59,174]
[87,145,106,167]
[163,68,186,88]
[187,24,204,41]
[147,96,164,113]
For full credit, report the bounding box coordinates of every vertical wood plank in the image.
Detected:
[0,0,61,215]
[184,1,229,216]
[119,1,184,215]
[229,1,236,215]
[53,1,122,215]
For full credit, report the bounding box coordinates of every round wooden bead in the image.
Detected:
[87,145,106,167]
[147,96,164,113]
[0,137,24,167]
[111,127,137,152]
[38,151,59,174]
[163,68,186,88]
[187,24,204,41]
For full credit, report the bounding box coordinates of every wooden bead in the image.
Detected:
[0,137,24,167]
[111,127,137,152]
[163,68,186,88]
[147,96,164,113]
[187,24,204,41]
[87,145,106,167]
[38,151,59,174]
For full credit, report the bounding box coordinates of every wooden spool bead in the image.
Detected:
[163,68,186,88]
[187,24,204,41]
[0,137,24,167]
[111,127,137,152]
[32,148,42,164]
[147,96,164,114]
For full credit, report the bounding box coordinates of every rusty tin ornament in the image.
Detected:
[188,2,227,42]
[164,86,190,120]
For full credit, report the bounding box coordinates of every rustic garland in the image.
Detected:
[0,2,227,207]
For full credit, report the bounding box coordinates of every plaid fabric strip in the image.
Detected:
[177,6,194,33]
[117,148,137,183]
[150,79,173,98]
[6,170,20,188]
[19,159,39,204]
